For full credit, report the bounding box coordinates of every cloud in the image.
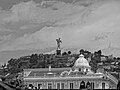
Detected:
[0,1,85,38]
[3,0,86,23]
[0,0,91,50]
[3,1,38,22]
[0,0,107,51]
[0,0,120,63]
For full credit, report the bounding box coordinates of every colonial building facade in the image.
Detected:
[23,54,118,89]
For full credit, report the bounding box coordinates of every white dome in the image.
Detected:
[74,54,91,68]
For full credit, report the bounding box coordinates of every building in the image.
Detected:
[23,54,118,89]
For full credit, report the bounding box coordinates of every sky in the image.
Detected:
[0,0,120,63]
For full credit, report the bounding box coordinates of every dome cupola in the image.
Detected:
[73,54,91,72]
[74,54,91,68]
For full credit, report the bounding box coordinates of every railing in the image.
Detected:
[24,74,103,79]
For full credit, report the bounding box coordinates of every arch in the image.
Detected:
[79,81,85,89]
[79,68,81,71]
[86,81,91,89]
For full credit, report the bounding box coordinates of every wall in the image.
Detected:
[24,79,103,89]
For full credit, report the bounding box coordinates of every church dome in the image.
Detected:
[74,54,91,68]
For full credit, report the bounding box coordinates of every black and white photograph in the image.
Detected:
[0,0,119,90]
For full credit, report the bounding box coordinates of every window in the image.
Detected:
[86,82,91,89]
[29,84,33,87]
[70,83,74,89]
[48,83,52,89]
[102,82,105,89]
[80,81,85,89]
[86,69,88,72]
[38,84,42,89]
[91,82,94,89]
[61,83,64,89]
[57,83,60,89]
[29,84,33,89]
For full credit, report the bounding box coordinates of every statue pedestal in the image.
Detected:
[56,49,61,55]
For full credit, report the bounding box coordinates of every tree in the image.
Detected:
[68,51,71,55]
[8,58,17,67]
[62,52,68,56]
[97,50,102,55]
[79,49,84,54]
[89,60,97,72]
[29,54,38,67]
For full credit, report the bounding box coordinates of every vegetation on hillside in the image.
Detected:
[0,49,120,88]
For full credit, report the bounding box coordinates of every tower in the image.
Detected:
[56,38,62,55]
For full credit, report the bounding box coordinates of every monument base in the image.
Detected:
[56,49,61,55]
